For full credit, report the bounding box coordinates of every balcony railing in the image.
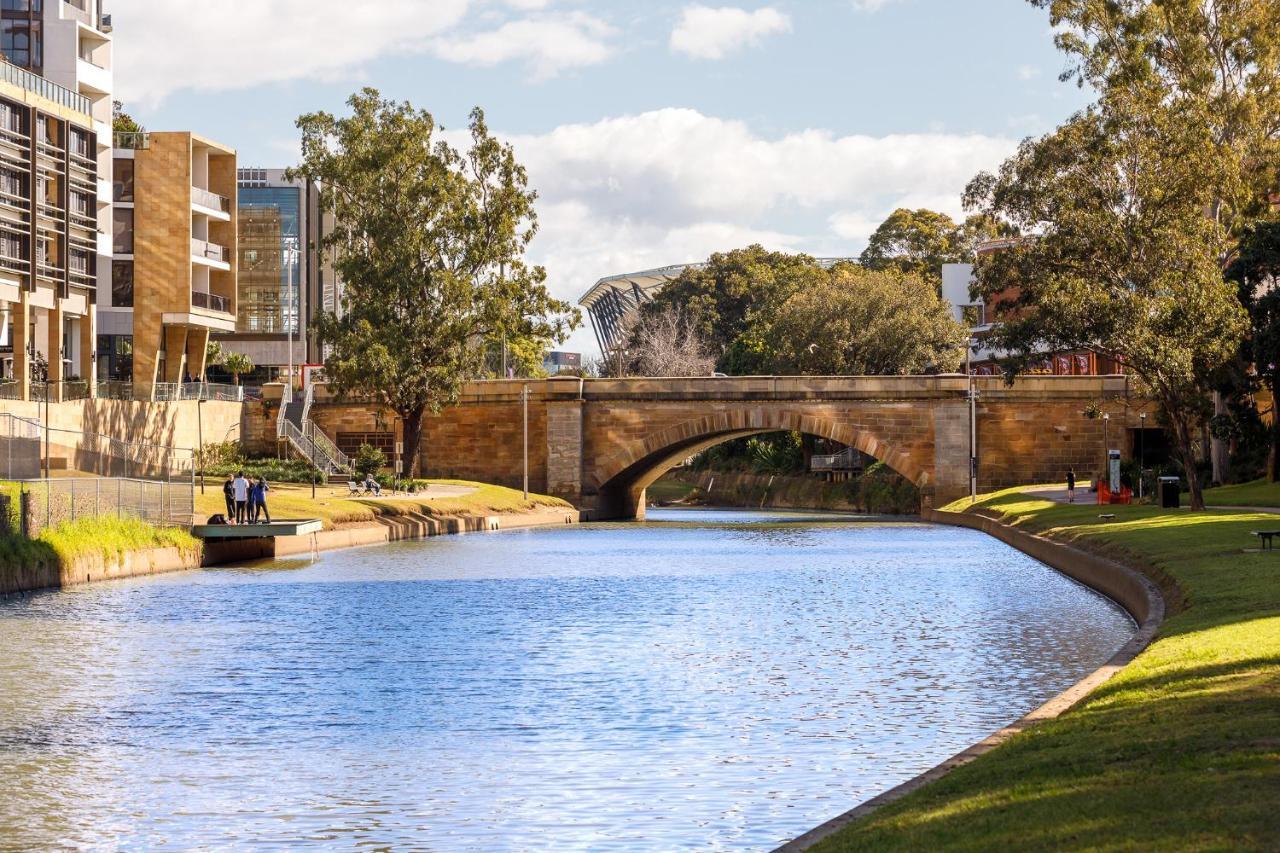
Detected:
[191,186,231,214]
[191,238,229,263]
[113,131,150,150]
[191,289,231,313]
[0,57,91,115]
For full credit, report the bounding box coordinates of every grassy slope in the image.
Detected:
[0,515,199,581]
[1202,478,1280,508]
[194,479,572,529]
[813,490,1280,851]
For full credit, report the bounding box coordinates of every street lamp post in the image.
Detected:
[1139,412,1147,499]
[1103,413,1111,490]
[521,383,529,500]
[967,338,978,503]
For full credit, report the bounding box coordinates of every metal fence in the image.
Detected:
[11,476,195,537]
[0,412,195,481]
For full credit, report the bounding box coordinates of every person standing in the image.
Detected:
[1067,467,1076,503]
[252,476,272,524]
[222,475,236,523]
[233,471,250,524]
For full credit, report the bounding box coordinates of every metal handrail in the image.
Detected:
[113,131,149,150]
[191,289,230,313]
[0,56,90,115]
[305,420,350,471]
[190,238,229,263]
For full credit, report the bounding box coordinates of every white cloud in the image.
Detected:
[432,12,616,80]
[112,0,471,107]
[851,0,901,11]
[495,109,1017,354]
[670,5,792,60]
[1017,64,1041,80]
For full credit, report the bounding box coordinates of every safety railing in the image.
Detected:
[191,289,231,313]
[152,382,245,403]
[13,476,195,537]
[191,186,231,213]
[810,447,862,472]
[191,238,229,263]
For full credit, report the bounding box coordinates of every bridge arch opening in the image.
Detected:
[588,411,929,520]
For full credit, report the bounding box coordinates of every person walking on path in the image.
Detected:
[251,477,272,524]
[232,471,250,524]
[222,475,236,523]
[1067,468,1076,503]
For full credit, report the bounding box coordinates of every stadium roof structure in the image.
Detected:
[579,258,860,355]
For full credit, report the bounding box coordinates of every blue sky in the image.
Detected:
[113,0,1091,355]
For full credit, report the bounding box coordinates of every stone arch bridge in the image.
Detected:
[304,375,1149,520]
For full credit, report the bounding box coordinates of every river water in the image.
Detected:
[0,509,1133,850]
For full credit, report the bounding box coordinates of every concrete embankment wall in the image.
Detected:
[2,509,581,596]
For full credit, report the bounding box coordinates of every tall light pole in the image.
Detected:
[967,338,978,502]
[1139,412,1147,499]
[521,383,529,500]
[1103,412,1111,490]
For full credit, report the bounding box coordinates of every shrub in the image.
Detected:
[354,443,388,478]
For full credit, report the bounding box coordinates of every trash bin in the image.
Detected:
[1158,476,1180,509]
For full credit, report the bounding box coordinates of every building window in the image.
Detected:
[0,17,40,72]
[96,334,132,382]
[112,207,133,254]
[111,260,133,306]
[961,304,986,327]
[238,186,302,335]
[0,229,22,261]
[0,165,22,199]
[336,432,394,458]
[113,158,133,202]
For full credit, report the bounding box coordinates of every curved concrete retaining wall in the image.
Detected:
[777,507,1167,852]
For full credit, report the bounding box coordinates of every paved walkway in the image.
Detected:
[1019,483,1280,514]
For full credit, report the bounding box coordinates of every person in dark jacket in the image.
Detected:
[222,475,236,523]
[1067,468,1076,503]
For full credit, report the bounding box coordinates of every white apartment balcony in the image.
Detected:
[97,230,113,257]
[76,57,111,98]
[165,289,237,333]
[191,237,231,271]
[93,119,111,149]
[191,186,231,221]
[61,0,95,26]
[97,177,111,206]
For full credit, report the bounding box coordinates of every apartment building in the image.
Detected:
[2,0,114,356]
[105,131,237,398]
[942,240,1123,377]
[0,56,99,399]
[209,167,341,385]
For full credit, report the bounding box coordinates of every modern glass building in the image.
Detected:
[207,167,342,385]
[238,184,300,336]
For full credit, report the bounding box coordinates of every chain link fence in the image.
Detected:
[8,477,195,537]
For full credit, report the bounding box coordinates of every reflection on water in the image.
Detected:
[0,508,1134,850]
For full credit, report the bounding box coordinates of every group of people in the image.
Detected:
[223,472,271,524]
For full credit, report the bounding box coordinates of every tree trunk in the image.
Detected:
[402,408,425,479]
[1270,378,1280,483]
[1210,391,1228,486]
[1171,413,1205,511]
[801,434,815,472]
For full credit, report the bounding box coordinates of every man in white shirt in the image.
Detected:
[232,471,250,524]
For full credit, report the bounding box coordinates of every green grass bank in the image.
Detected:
[811,490,1280,851]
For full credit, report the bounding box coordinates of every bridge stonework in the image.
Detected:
[306,375,1150,519]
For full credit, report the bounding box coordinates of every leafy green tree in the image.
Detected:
[290,89,577,477]
[112,100,143,134]
[965,89,1248,510]
[1226,221,1280,480]
[859,209,968,287]
[221,351,254,386]
[204,340,224,381]
[1035,0,1280,232]
[638,245,828,372]
[763,267,966,375]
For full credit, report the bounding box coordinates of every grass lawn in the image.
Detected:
[1202,478,1280,508]
[193,479,572,529]
[646,476,700,504]
[0,515,200,585]
[812,489,1280,851]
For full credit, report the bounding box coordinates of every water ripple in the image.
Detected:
[0,508,1134,850]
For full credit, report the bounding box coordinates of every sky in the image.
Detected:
[111,0,1092,357]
